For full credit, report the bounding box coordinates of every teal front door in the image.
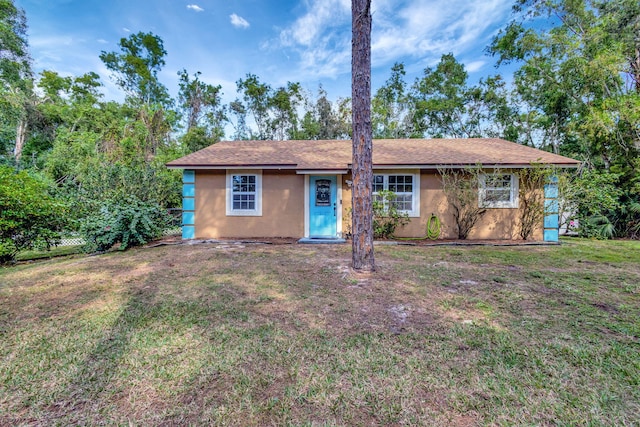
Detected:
[309,176,337,237]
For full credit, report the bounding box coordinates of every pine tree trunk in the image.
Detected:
[13,117,27,162]
[351,0,375,271]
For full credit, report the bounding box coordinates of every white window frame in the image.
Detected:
[226,170,263,216]
[372,171,420,217]
[479,173,519,208]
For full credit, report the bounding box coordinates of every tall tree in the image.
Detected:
[269,82,302,140]
[298,86,351,140]
[0,0,30,85]
[228,99,249,140]
[177,69,227,152]
[489,0,639,173]
[99,32,171,108]
[351,0,374,271]
[410,54,513,139]
[235,74,308,140]
[0,0,32,162]
[489,0,640,238]
[372,63,414,138]
[236,73,272,139]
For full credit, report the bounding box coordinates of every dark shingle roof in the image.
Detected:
[166,138,580,169]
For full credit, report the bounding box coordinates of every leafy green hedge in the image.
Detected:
[0,167,68,263]
[80,195,171,252]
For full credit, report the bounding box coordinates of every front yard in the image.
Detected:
[1,239,638,425]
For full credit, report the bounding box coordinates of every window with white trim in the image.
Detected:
[372,172,420,217]
[479,173,519,208]
[226,171,262,216]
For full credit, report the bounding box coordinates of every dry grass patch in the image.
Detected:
[0,239,639,425]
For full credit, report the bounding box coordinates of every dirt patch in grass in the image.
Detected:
[1,238,639,426]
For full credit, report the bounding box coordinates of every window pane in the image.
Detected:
[487,175,511,189]
[246,195,255,209]
[232,175,257,211]
[485,189,510,202]
[483,174,512,205]
[373,174,415,212]
[373,175,384,193]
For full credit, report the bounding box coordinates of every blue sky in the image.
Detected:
[17,0,515,104]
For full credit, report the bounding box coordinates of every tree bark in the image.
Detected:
[13,116,27,162]
[351,0,375,271]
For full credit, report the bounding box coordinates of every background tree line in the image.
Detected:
[0,0,638,261]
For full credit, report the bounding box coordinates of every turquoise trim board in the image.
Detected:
[183,170,195,183]
[543,176,559,242]
[182,226,195,239]
[544,183,558,198]
[544,229,559,242]
[182,212,195,226]
[182,170,195,239]
[183,198,195,211]
[544,199,559,212]
[182,184,195,197]
[544,214,559,229]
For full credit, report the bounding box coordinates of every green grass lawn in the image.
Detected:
[1,238,638,425]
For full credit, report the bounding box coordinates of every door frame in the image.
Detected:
[304,174,343,238]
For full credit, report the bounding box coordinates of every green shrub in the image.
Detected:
[344,190,410,239]
[80,196,171,252]
[372,190,410,238]
[438,166,487,239]
[0,167,68,263]
[565,170,622,239]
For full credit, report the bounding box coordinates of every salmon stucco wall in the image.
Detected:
[341,171,543,241]
[195,170,305,238]
[193,169,543,241]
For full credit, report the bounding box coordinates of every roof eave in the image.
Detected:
[167,161,581,170]
[166,163,298,170]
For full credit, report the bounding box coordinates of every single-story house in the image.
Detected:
[166,138,580,242]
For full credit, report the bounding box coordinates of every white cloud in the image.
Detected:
[230,13,250,29]
[187,4,204,12]
[275,0,512,79]
[123,27,131,33]
[97,38,108,44]
[30,35,75,49]
[279,0,349,47]
[465,60,486,73]
[370,0,512,64]
[275,0,350,78]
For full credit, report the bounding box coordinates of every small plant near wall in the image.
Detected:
[372,190,410,238]
[438,166,487,239]
[345,190,409,239]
